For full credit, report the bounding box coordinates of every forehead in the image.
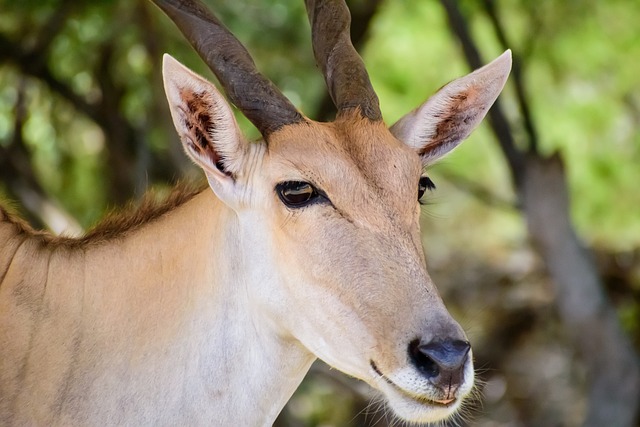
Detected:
[265,113,422,210]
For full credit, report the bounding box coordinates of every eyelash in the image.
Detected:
[418,176,436,204]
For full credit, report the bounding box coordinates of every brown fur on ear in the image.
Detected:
[420,89,482,158]
[179,89,229,175]
[391,50,511,166]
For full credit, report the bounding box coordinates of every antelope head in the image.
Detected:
[153,0,510,422]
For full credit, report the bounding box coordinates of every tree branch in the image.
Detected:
[0,79,81,234]
[0,32,103,126]
[29,0,75,60]
[439,0,526,188]
[437,170,517,211]
[481,0,539,154]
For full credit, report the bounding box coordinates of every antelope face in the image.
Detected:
[157,0,510,422]
[262,117,474,421]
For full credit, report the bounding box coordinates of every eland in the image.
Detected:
[0,0,510,424]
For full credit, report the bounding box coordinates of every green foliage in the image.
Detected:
[3,0,637,247]
[514,0,640,248]
[367,0,640,250]
[1,1,639,425]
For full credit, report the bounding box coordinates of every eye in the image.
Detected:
[276,181,321,208]
[418,175,436,201]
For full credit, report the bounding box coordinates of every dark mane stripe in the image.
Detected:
[0,181,207,249]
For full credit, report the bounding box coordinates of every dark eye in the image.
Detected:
[276,181,320,208]
[418,176,436,201]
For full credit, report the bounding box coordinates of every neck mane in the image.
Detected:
[0,184,315,426]
[0,182,207,248]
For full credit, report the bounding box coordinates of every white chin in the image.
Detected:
[381,384,462,423]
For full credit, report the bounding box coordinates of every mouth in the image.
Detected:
[370,360,459,407]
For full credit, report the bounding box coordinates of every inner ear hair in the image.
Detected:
[179,89,230,174]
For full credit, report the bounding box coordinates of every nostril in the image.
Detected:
[409,338,471,380]
[420,339,470,371]
[409,339,439,377]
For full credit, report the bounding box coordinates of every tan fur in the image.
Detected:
[262,113,449,375]
[0,181,206,249]
[0,190,231,425]
[0,50,510,425]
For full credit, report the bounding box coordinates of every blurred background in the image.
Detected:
[0,0,639,425]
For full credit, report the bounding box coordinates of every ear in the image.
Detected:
[162,54,250,193]
[390,50,512,166]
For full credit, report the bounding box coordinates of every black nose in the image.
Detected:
[409,339,470,390]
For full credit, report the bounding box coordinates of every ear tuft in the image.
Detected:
[391,50,512,166]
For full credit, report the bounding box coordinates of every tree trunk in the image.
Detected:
[521,154,640,426]
[439,1,640,423]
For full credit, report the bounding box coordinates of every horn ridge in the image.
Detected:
[152,0,303,136]
[305,0,382,121]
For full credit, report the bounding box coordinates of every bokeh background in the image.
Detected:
[1,0,639,425]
